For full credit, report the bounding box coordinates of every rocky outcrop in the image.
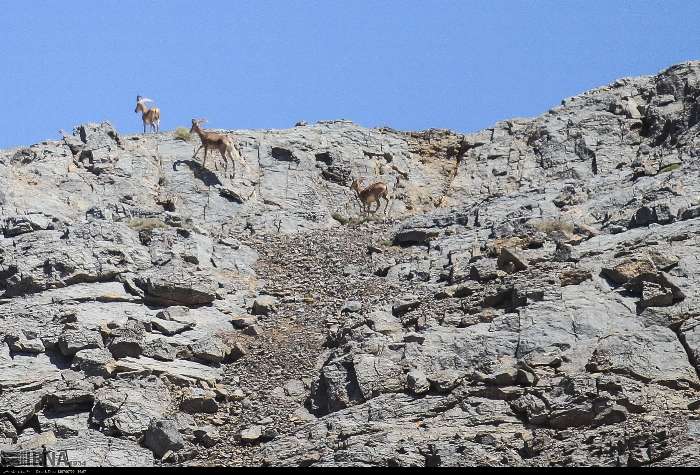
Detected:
[1,61,700,467]
[260,61,700,467]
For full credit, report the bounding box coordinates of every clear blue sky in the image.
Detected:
[1,0,698,148]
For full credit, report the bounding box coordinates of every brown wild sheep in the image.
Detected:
[134,96,161,133]
[350,178,390,215]
[189,119,246,174]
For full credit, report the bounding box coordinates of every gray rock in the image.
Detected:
[151,317,194,336]
[586,325,699,388]
[392,295,421,316]
[14,430,58,449]
[51,430,154,466]
[639,281,674,308]
[136,270,218,306]
[58,327,104,356]
[392,208,470,245]
[341,300,362,313]
[469,259,502,283]
[231,315,257,329]
[601,257,656,286]
[592,404,628,427]
[1,213,54,237]
[72,348,114,376]
[170,412,196,435]
[559,268,592,286]
[0,353,61,427]
[252,295,279,316]
[353,354,404,399]
[427,369,464,393]
[4,333,45,354]
[497,248,528,273]
[112,356,222,386]
[680,205,700,221]
[681,319,700,373]
[92,377,172,436]
[189,337,232,364]
[406,369,430,395]
[180,388,219,414]
[240,425,263,444]
[511,393,548,425]
[156,306,191,322]
[142,339,179,361]
[38,410,91,438]
[143,418,185,458]
[0,417,17,440]
[106,319,146,358]
[283,379,306,400]
[243,324,262,336]
[309,361,364,415]
[193,425,220,448]
[366,309,403,336]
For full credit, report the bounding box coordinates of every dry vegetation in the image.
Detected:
[126,217,168,232]
[531,218,575,236]
[174,127,192,142]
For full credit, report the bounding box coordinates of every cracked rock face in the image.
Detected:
[2,61,700,467]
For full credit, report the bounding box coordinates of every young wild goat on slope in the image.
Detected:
[134,96,161,133]
[350,177,390,215]
[189,119,246,175]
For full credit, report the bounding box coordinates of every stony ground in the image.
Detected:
[188,220,406,465]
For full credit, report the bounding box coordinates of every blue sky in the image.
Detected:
[0,0,698,148]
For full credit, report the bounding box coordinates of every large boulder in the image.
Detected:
[135,269,218,306]
[143,418,185,458]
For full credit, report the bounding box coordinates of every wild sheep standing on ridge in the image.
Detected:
[135,96,161,133]
[189,118,246,175]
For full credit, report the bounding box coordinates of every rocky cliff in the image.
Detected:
[1,61,700,467]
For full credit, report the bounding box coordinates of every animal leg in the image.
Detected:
[202,148,209,169]
[143,122,147,134]
[353,192,364,212]
[368,199,377,214]
[219,147,229,171]
[233,144,246,166]
[383,195,390,214]
[227,148,237,178]
[193,145,203,159]
[354,196,362,211]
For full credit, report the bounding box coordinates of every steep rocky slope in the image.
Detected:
[1,61,700,467]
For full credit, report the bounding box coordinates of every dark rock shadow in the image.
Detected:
[45,350,73,370]
[173,159,222,187]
